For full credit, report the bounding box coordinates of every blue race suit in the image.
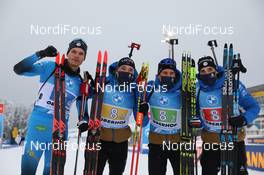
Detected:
[196,66,260,175]
[146,71,182,136]
[96,61,149,175]
[146,69,182,175]
[14,53,89,175]
[196,66,260,135]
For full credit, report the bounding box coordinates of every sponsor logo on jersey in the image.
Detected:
[112,94,124,104]
[206,95,218,106]
[158,96,169,106]
[66,79,74,89]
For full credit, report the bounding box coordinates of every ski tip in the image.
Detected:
[98,50,102,61]
[104,50,108,61]
[191,59,195,66]
[230,43,233,48]
[61,54,65,64]
[187,52,191,58]
[147,62,150,68]
[224,43,228,48]
[55,52,60,64]
[237,53,240,59]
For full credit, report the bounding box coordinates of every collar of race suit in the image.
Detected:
[63,59,80,76]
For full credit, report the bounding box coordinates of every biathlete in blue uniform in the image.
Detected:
[95,57,149,175]
[196,56,260,175]
[146,58,182,175]
[14,39,91,175]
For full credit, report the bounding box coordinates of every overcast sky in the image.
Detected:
[0,0,263,107]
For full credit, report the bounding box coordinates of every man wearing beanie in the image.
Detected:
[13,39,91,175]
[196,56,260,175]
[145,58,182,175]
[93,56,149,175]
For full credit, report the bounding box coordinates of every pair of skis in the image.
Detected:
[83,50,108,175]
[180,53,199,175]
[221,43,235,175]
[50,53,66,175]
[130,63,149,175]
[220,44,246,175]
[51,51,108,175]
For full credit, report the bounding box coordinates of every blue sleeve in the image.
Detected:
[13,53,48,76]
[238,81,260,124]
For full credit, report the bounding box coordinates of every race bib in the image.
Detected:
[101,103,132,129]
[150,106,181,131]
[201,107,222,130]
[35,82,77,114]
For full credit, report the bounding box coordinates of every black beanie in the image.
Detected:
[67,39,88,59]
[117,57,135,69]
[158,58,177,75]
[198,56,216,72]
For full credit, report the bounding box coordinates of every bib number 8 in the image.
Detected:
[110,108,118,119]
[210,109,220,121]
[159,110,167,121]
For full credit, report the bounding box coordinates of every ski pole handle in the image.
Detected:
[232,54,247,74]
[208,40,218,47]
[128,42,141,58]
[237,53,247,73]
[207,40,218,66]
[131,43,141,50]
[168,39,178,60]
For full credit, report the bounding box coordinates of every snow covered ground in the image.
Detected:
[0,139,262,175]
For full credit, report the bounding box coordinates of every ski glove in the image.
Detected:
[228,115,247,127]
[139,101,149,116]
[77,120,89,133]
[36,45,58,58]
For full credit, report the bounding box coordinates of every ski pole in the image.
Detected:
[130,101,140,175]
[135,77,148,175]
[130,93,142,175]
[74,72,90,175]
[168,39,178,60]
[130,63,149,175]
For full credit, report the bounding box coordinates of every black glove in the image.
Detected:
[36,45,57,58]
[232,58,247,74]
[77,120,88,133]
[139,101,149,116]
[228,115,247,127]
